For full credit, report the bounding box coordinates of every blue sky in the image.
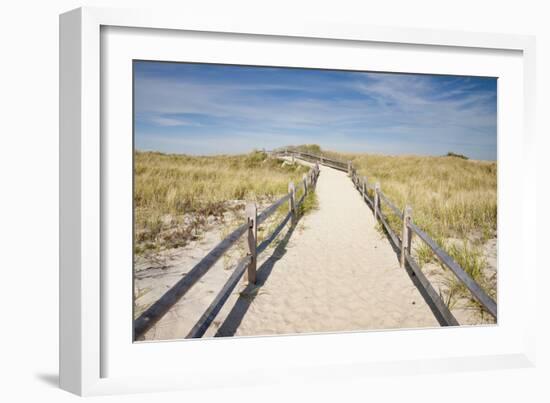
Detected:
[134,61,497,160]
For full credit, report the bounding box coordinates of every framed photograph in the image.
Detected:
[60,7,536,396]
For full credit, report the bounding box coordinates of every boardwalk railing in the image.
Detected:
[134,163,321,340]
[275,149,349,172]
[278,149,497,325]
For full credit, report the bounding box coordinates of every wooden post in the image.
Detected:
[374,182,380,220]
[400,206,413,268]
[303,173,308,195]
[289,181,296,225]
[406,206,413,256]
[363,176,367,199]
[320,156,324,165]
[347,161,352,176]
[246,203,257,284]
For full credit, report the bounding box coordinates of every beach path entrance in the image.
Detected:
[214,161,439,337]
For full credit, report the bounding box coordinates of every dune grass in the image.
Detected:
[321,149,497,316]
[348,154,497,240]
[134,150,309,256]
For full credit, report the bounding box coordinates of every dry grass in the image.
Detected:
[134,150,308,256]
[324,150,497,317]
[348,154,497,240]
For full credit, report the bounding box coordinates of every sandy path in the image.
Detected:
[139,161,441,341]
[215,163,440,337]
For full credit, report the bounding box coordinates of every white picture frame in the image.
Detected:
[59,6,537,396]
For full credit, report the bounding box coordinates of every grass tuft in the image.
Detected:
[134,150,309,256]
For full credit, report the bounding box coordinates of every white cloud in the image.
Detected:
[134,69,496,159]
[149,116,200,127]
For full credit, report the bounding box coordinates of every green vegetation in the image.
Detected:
[134,150,309,256]
[298,191,319,218]
[446,151,469,160]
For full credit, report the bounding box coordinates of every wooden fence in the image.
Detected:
[277,150,497,325]
[275,149,349,172]
[134,162,321,340]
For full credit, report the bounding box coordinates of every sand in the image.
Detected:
[214,162,440,337]
[137,160,446,341]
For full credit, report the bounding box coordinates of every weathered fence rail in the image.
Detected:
[134,162,320,340]
[279,149,497,325]
[276,149,349,172]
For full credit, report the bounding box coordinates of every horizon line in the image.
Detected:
[133,147,497,162]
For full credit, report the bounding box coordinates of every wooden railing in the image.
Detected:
[134,163,321,340]
[274,149,349,172]
[279,150,497,325]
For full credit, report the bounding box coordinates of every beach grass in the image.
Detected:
[134,150,309,256]
[290,146,497,315]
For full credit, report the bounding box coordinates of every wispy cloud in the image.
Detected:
[148,115,200,127]
[134,62,497,160]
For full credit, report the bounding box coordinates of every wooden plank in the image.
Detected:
[404,252,460,326]
[134,220,248,338]
[364,192,373,208]
[188,209,294,338]
[297,190,306,207]
[400,206,412,268]
[257,211,292,255]
[135,192,290,339]
[298,151,344,166]
[283,151,347,171]
[377,208,401,249]
[246,203,258,284]
[408,221,497,319]
[186,255,251,338]
[257,193,290,225]
[289,181,296,226]
[379,191,402,218]
[374,182,380,221]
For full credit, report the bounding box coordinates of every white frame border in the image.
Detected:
[59,6,537,396]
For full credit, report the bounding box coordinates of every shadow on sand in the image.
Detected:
[377,216,454,327]
[215,223,297,337]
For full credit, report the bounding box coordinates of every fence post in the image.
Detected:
[374,182,380,220]
[303,173,308,195]
[363,176,367,199]
[315,163,319,183]
[400,206,412,268]
[348,161,352,176]
[289,181,296,226]
[246,203,258,284]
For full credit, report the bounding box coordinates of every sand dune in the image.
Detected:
[214,162,439,337]
[138,161,444,341]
